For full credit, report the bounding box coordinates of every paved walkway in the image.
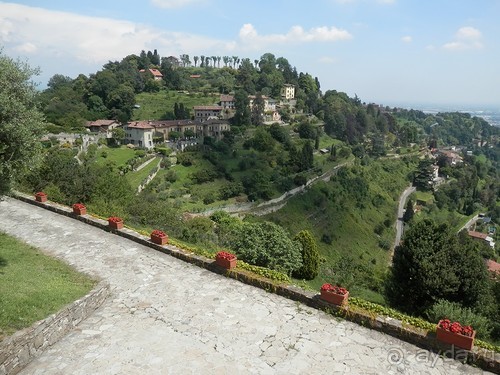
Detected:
[0,198,492,374]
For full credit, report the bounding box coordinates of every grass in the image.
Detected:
[0,232,96,339]
[125,157,159,189]
[96,146,136,167]
[133,91,218,121]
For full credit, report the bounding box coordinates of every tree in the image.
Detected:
[402,199,414,223]
[293,230,320,280]
[413,157,435,191]
[193,56,199,67]
[232,89,251,126]
[251,92,265,126]
[0,52,45,195]
[386,219,491,315]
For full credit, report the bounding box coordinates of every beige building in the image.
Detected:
[193,106,223,122]
[153,119,230,141]
[124,121,155,149]
[85,120,121,138]
[281,84,295,100]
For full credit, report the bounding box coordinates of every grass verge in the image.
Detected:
[0,232,96,339]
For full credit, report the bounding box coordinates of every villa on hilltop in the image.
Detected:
[139,68,163,81]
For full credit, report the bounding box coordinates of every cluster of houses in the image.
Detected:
[85,117,230,150]
[85,84,297,150]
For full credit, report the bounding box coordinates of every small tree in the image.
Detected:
[293,230,320,280]
[402,199,414,223]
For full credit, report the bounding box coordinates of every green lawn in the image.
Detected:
[0,232,96,339]
[133,91,218,121]
[96,146,136,167]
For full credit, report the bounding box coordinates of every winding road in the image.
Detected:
[391,185,416,260]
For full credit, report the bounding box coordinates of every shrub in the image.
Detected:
[426,299,493,339]
[229,221,303,275]
[292,230,320,280]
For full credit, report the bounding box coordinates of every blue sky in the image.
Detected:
[1,0,498,109]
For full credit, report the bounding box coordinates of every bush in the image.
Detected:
[426,299,493,339]
[228,221,303,275]
[292,230,320,280]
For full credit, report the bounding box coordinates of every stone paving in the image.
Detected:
[0,198,493,374]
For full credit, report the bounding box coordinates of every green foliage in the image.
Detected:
[237,261,291,283]
[292,230,320,280]
[218,219,303,275]
[426,299,493,339]
[402,199,414,223]
[387,219,491,315]
[0,51,45,195]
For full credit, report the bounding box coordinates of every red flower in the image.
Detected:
[462,325,474,337]
[151,230,166,237]
[438,319,451,331]
[438,319,474,336]
[108,216,123,223]
[35,192,47,198]
[320,283,348,295]
[73,203,86,210]
[216,251,236,261]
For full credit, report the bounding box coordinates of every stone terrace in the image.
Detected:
[0,198,493,374]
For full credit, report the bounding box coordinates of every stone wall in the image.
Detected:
[12,192,500,374]
[0,281,109,375]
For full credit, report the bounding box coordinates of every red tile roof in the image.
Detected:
[149,68,163,77]
[139,69,163,77]
[190,74,201,78]
[86,120,118,127]
[127,121,154,130]
[486,259,500,274]
[468,231,488,240]
[220,95,235,102]
[193,106,222,111]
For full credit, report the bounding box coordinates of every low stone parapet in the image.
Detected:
[0,281,109,375]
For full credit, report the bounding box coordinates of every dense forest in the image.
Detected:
[4,48,500,344]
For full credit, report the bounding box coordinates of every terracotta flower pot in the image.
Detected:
[436,326,476,350]
[35,194,47,203]
[108,219,124,230]
[215,257,237,270]
[151,233,168,245]
[320,289,349,306]
[73,207,87,215]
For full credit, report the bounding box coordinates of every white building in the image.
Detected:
[281,84,295,100]
[124,121,155,149]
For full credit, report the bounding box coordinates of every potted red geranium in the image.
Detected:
[436,319,476,350]
[108,216,124,230]
[72,203,87,215]
[320,283,349,306]
[215,251,237,269]
[35,192,47,202]
[150,230,168,245]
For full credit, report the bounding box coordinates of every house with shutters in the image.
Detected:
[124,121,155,149]
[193,106,223,122]
[139,68,163,81]
[85,119,121,138]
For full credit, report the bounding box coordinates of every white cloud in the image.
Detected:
[0,2,228,65]
[238,23,352,48]
[319,56,338,64]
[401,36,412,43]
[443,26,483,51]
[150,0,205,9]
[456,26,481,40]
[14,42,37,54]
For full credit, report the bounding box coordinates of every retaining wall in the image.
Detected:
[0,281,109,375]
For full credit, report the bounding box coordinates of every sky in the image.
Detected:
[0,0,499,109]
